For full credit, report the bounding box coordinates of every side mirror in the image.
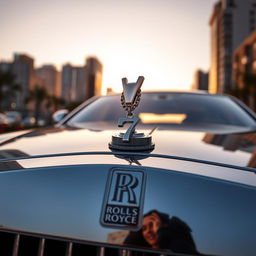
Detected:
[52,109,69,123]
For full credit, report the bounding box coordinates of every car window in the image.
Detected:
[67,93,256,129]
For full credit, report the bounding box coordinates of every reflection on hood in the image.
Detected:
[124,210,205,255]
[0,149,27,171]
[203,133,256,168]
[0,127,255,170]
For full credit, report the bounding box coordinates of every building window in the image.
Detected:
[253,42,256,59]
[241,56,248,65]
[253,60,256,72]
[245,45,252,58]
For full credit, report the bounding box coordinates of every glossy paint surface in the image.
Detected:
[0,127,255,170]
[0,161,255,255]
[0,126,255,255]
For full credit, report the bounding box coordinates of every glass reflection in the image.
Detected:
[124,210,209,255]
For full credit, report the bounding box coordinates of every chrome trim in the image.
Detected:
[97,247,105,256]
[0,151,255,173]
[37,238,45,256]
[12,234,20,256]
[120,249,131,256]
[117,117,139,141]
[65,242,73,256]
[121,76,144,106]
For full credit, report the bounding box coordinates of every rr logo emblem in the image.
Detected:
[112,173,139,204]
[101,168,146,229]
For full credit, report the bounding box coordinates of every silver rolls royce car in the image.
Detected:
[0,78,256,256]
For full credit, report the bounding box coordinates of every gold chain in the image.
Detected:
[121,89,141,118]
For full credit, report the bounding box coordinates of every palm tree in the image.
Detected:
[26,85,49,125]
[45,95,66,124]
[47,95,65,113]
[0,70,20,111]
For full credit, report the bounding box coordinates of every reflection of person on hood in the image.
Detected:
[124,210,201,255]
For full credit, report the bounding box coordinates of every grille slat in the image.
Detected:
[65,242,73,256]
[97,246,105,256]
[37,238,45,256]
[12,234,20,256]
[0,230,174,256]
[120,249,131,256]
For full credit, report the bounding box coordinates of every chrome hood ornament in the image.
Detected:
[109,76,154,151]
[121,76,144,117]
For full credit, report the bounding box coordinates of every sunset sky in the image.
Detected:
[1,0,217,93]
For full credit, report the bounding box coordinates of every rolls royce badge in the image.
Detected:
[100,168,146,229]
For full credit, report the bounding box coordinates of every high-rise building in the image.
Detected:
[0,61,14,110]
[61,57,103,105]
[84,57,103,100]
[0,61,12,72]
[192,70,209,91]
[61,64,86,103]
[209,0,256,94]
[61,64,72,103]
[35,65,60,97]
[233,31,256,111]
[12,53,34,110]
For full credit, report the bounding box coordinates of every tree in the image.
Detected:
[45,95,66,124]
[0,70,20,111]
[46,95,65,113]
[26,85,49,125]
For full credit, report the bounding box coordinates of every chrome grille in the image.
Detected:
[0,230,171,256]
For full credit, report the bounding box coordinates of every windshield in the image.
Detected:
[67,93,256,130]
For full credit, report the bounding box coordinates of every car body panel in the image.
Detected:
[0,162,255,256]
[0,127,255,169]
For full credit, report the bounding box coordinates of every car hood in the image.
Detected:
[0,126,255,169]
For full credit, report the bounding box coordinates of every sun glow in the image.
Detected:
[1,0,214,96]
